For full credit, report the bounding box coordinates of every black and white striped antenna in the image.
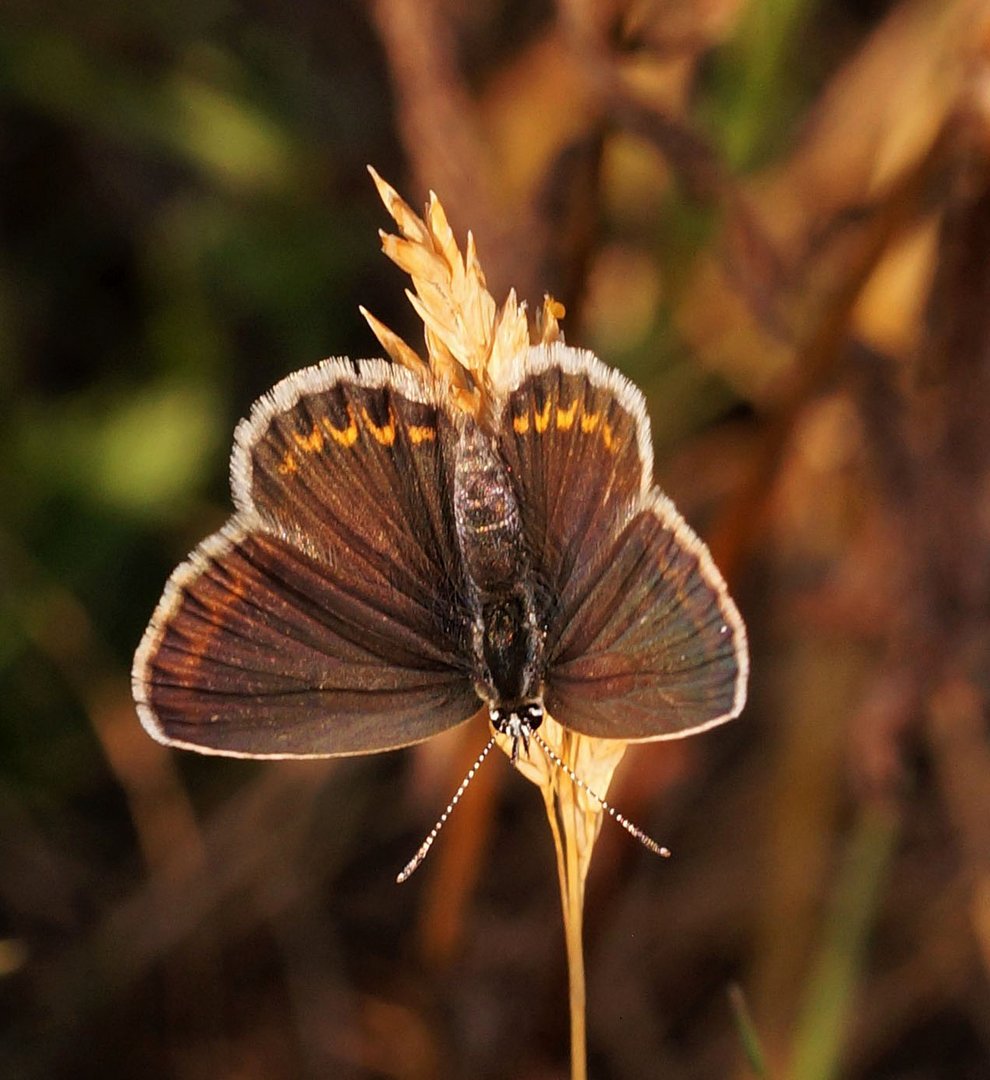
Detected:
[396,728,670,883]
[530,730,670,858]
[396,735,497,883]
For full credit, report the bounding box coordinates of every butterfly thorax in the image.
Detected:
[452,418,545,716]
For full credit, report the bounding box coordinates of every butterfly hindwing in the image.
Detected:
[545,492,747,739]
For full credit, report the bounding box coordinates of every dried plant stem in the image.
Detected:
[503,717,624,1078]
[564,819,589,1080]
[542,754,599,1080]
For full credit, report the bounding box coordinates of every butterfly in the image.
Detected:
[132,341,748,762]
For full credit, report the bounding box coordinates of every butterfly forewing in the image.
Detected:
[133,361,479,758]
[238,359,466,630]
[497,344,651,638]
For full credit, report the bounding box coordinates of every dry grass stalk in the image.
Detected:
[503,716,628,1080]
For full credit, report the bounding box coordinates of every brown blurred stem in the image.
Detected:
[708,113,956,582]
[367,0,529,299]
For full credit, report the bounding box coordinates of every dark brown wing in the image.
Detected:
[497,344,747,740]
[496,344,652,651]
[133,359,478,758]
[544,491,747,739]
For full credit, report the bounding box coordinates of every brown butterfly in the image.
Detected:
[133,343,748,761]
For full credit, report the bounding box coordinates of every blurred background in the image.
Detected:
[3,0,990,1077]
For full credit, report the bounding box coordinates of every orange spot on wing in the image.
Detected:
[556,400,577,430]
[407,424,436,444]
[292,424,324,454]
[580,411,600,434]
[277,451,298,475]
[512,412,530,434]
[186,572,247,660]
[601,419,615,451]
[323,406,359,446]
[361,405,396,445]
[534,398,552,433]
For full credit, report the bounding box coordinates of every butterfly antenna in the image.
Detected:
[530,730,671,859]
[396,734,498,884]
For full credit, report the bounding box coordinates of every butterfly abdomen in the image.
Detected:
[452,419,527,593]
[452,418,544,707]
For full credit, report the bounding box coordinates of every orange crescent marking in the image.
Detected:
[361,405,397,445]
[407,424,436,444]
[322,405,359,446]
[580,411,600,434]
[292,424,324,454]
[556,400,578,431]
[512,412,530,435]
[534,398,553,433]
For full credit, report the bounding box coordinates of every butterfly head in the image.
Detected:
[489,700,544,764]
